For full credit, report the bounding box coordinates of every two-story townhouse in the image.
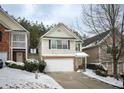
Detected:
[82,30,124,75]
[38,23,88,72]
[0,7,29,62]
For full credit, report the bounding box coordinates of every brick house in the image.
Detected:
[0,7,29,62]
[82,31,124,75]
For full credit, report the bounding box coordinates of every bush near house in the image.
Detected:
[4,59,46,73]
[87,63,108,77]
[0,59,3,69]
[24,59,39,72]
[95,69,108,77]
[39,60,46,73]
[24,59,46,72]
[5,61,25,70]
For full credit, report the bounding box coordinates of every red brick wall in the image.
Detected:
[0,24,10,54]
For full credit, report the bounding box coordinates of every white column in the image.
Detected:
[84,57,87,71]
[123,62,124,73]
[25,34,28,60]
[10,32,13,60]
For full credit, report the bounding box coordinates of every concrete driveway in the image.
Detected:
[48,72,116,89]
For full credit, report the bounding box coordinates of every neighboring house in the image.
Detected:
[38,23,88,72]
[0,7,29,62]
[82,30,124,75]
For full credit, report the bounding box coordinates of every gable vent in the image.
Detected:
[57,29,61,32]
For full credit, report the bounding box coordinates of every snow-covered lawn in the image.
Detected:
[83,69,123,88]
[0,67,63,89]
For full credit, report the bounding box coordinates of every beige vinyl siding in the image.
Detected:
[0,11,23,30]
[45,26,75,38]
[41,38,76,55]
[83,46,99,63]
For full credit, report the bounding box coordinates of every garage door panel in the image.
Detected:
[45,58,74,72]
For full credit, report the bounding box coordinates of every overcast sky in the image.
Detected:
[1,4,88,36]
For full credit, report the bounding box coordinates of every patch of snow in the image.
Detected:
[6,60,24,66]
[0,67,63,89]
[75,52,89,57]
[26,59,39,64]
[83,69,123,88]
[77,70,81,72]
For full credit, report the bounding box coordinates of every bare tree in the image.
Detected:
[82,4,124,79]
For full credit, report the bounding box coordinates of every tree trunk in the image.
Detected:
[113,59,118,79]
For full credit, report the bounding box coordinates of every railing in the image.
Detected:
[12,41,26,48]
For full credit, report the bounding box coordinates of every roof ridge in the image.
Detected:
[83,31,110,46]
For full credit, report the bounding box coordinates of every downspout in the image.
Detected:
[98,46,101,63]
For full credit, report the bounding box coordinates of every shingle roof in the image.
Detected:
[83,31,110,46]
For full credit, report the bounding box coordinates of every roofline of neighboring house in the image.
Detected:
[82,31,111,50]
[0,7,30,46]
[0,20,10,29]
[82,45,98,50]
[0,7,30,34]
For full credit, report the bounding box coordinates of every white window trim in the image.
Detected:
[76,42,81,51]
[11,32,26,48]
[51,39,69,49]
[12,33,25,42]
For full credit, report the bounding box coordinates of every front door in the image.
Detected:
[16,52,23,62]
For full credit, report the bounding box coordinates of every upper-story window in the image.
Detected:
[12,32,26,48]
[50,40,70,49]
[13,34,25,41]
[0,32,2,42]
[76,42,80,51]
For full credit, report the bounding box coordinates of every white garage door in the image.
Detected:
[45,58,74,72]
[0,52,7,62]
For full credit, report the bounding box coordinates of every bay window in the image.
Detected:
[11,32,26,48]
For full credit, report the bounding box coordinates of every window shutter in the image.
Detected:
[68,40,70,49]
[0,32,2,42]
[49,40,51,49]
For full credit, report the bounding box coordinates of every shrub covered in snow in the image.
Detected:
[4,59,46,73]
[95,69,108,77]
[24,59,46,73]
[5,60,25,70]
[87,63,107,71]
[0,59,3,69]
[39,60,46,73]
[24,59,39,72]
[87,63,108,77]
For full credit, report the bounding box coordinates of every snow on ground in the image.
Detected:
[5,60,24,66]
[0,67,63,89]
[83,69,123,88]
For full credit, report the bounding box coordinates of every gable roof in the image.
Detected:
[0,7,29,33]
[41,23,82,41]
[83,31,110,46]
[72,31,83,41]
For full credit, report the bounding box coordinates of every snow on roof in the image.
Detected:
[75,52,89,57]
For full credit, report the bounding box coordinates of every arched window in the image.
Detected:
[0,32,2,42]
